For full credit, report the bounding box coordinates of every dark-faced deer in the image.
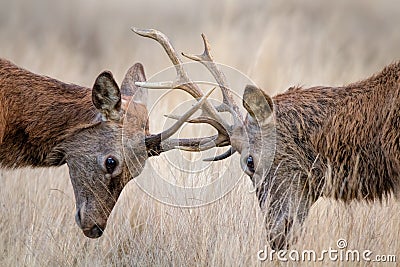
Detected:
[0,58,212,238]
[135,29,400,250]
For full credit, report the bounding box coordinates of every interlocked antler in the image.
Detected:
[145,87,219,156]
[133,28,242,158]
[181,33,242,126]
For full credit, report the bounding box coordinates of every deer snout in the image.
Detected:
[269,231,290,251]
[267,216,294,250]
[75,204,106,238]
[82,224,104,239]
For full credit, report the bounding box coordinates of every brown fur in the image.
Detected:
[0,59,96,167]
[235,61,400,249]
[269,62,400,202]
[312,65,400,201]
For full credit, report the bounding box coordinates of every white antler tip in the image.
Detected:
[164,114,180,120]
[134,81,146,87]
[131,27,144,35]
[131,27,157,37]
[134,81,174,89]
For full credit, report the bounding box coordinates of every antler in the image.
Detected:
[133,28,242,159]
[145,87,220,156]
[181,33,242,125]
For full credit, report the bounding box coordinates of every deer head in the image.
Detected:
[50,63,211,238]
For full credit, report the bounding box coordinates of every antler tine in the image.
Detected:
[157,109,233,153]
[158,87,215,142]
[177,129,230,151]
[203,147,237,161]
[135,81,174,89]
[163,115,230,152]
[132,28,200,98]
[165,114,228,138]
[132,28,230,131]
[176,141,216,152]
[151,132,232,154]
[147,135,220,156]
[182,33,242,125]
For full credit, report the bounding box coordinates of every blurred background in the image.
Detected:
[1,0,399,265]
[3,0,400,91]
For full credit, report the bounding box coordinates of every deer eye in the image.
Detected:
[246,155,255,174]
[105,157,117,174]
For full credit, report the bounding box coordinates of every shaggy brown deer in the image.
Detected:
[134,29,400,250]
[0,58,213,238]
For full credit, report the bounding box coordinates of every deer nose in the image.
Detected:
[75,207,105,238]
[83,225,104,238]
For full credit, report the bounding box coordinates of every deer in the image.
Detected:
[133,28,400,250]
[0,58,216,238]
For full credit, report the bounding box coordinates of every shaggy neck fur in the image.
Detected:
[267,61,400,203]
[0,59,97,168]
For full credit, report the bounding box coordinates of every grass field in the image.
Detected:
[1,0,400,265]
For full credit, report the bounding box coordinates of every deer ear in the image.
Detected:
[92,71,121,122]
[242,85,273,126]
[120,63,148,106]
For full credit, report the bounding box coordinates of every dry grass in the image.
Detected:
[1,0,400,266]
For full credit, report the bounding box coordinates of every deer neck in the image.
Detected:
[0,59,96,168]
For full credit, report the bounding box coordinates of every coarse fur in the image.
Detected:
[0,58,150,238]
[233,61,400,249]
[0,59,97,167]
